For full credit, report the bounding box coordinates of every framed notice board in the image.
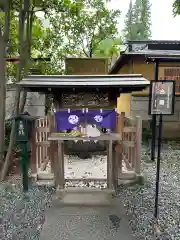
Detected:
[148,80,175,115]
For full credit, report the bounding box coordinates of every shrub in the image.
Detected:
[5,120,19,154]
[142,120,152,143]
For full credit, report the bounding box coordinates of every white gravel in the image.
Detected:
[0,182,54,240]
[118,144,180,240]
[42,155,108,188]
[44,154,127,179]
[64,155,107,179]
[3,143,180,239]
[41,154,128,188]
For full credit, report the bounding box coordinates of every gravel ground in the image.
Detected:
[64,155,107,179]
[42,154,127,188]
[118,143,180,240]
[1,142,180,239]
[43,154,108,179]
[0,181,55,240]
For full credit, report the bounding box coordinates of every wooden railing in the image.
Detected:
[116,113,142,177]
[33,116,50,171]
[31,113,142,181]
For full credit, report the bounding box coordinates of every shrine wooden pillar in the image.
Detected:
[107,94,119,190]
[107,140,113,189]
[51,92,65,189]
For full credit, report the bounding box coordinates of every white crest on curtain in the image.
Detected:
[94,115,103,122]
[68,115,79,124]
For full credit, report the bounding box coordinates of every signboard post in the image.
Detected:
[151,60,159,162]
[148,80,175,226]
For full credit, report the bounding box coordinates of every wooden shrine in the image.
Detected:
[18,74,149,200]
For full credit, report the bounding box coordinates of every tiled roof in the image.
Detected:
[125,50,180,56]
[18,74,149,87]
[17,74,150,93]
[109,49,180,74]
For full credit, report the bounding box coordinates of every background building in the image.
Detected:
[110,40,180,138]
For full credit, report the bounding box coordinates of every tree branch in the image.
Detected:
[89,41,93,58]
[19,0,34,113]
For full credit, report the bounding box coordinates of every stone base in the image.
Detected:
[119,171,136,180]
[37,172,54,180]
[64,141,107,155]
[118,173,144,186]
[56,187,115,206]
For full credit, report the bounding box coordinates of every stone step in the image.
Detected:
[37,171,136,180]
[118,174,144,186]
[57,187,115,206]
[119,171,136,180]
[36,179,55,186]
[37,172,54,180]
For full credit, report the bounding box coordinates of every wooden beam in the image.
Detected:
[123,127,136,133]
[107,140,113,189]
[135,116,142,174]
[49,114,56,174]
[57,141,65,189]
[35,127,50,132]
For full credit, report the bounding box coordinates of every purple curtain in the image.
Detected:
[86,109,116,129]
[55,110,84,131]
[55,109,116,131]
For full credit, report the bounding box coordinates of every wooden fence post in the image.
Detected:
[57,141,65,189]
[117,112,125,136]
[30,122,37,174]
[135,116,142,175]
[107,140,113,189]
[119,112,125,176]
[114,112,125,183]
[49,114,56,175]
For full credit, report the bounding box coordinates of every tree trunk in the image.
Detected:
[0,0,11,166]
[0,30,6,165]
[0,0,34,180]
[89,41,93,58]
[0,88,21,181]
[19,2,34,114]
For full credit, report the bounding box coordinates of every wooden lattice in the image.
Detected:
[31,113,142,180]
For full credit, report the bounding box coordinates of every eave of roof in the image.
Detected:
[17,74,150,92]
[18,74,149,87]
[126,40,180,44]
[109,50,180,74]
[125,50,180,56]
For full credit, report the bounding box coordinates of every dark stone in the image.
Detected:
[108,215,121,230]
[78,152,91,159]
[64,140,107,154]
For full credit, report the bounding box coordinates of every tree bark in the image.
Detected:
[0,88,21,181]
[0,0,11,166]
[0,29,6,165]
[0,0,34,180]
[89,41,93,58]
[19,2,34,114]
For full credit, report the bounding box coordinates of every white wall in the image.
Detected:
[6,85,45,119]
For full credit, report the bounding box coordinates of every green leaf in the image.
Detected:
[123,0,151,40]
[173,0,180,16]
[47,0,121,59]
